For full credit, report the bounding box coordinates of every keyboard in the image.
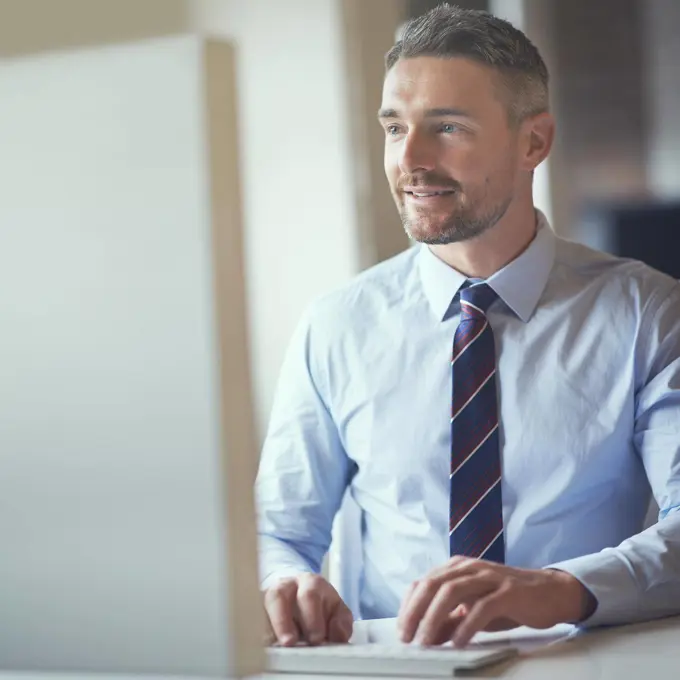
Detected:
[267,642,518,676]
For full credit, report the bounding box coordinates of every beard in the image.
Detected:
[397,173,512,245]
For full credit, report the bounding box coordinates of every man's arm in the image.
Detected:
[397,282,680,647]
[256,304,354,589]
[549,283,680,627]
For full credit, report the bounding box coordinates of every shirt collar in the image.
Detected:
[418,209,556,323]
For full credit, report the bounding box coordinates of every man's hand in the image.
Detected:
[263,573,354,647]
[398,557,596,648]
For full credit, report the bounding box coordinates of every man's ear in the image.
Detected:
[519,112,555,172]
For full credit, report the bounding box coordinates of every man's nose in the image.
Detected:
[399,130,437,175]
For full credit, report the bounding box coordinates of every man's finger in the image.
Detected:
[396,580,419,626]
[423,603,469,646]
[328,603,354,643]
[415,576,496,646]
[264,581,300,646]
[430,608,516,646]
[398,576,446,643]
[295,577,328,645]
[452,591,508,647]
[263,602,277,646]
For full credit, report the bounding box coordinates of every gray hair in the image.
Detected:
[385,4,549,124]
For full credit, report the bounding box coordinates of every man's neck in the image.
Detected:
[428,202,538,279]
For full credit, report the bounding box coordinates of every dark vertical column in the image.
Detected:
[548,0,649,231]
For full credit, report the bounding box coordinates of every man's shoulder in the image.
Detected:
[306,246,419,326]
[554,235,680,307]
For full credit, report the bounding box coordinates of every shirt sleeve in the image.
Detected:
[548,282,680,627]
[255,304,354,589]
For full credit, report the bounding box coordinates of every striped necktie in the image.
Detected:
[449,283,505,563]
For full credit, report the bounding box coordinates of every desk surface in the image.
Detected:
[1,615,679,680]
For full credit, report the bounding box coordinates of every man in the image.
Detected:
[256,4,680,648]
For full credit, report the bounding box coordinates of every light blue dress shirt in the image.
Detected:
[256,211,680,626]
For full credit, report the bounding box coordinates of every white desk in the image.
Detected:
[1,615,678,680]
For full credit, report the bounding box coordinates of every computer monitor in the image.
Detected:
[0,35,264,676]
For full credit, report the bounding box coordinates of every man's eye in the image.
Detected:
[440,123,460,134]
[386,124,401,136]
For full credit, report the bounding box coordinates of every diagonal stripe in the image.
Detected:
[451,331,496,398]
[450,282,504,563]
[449,477,501,534]
[463,503,503,557]
[452,486,503,558]
[451,352,497,416]
[452,321,482,357]
[461,299,484,316]
[449,463,501,531]
[478,528,504,560]
[479,532,505,563]
[451,385,498,462]
[452,484,503,551]
[452,320,487,363]
[450,502,504,562]
[450,423,499,477]
[451,368,495,421]
[452,325,480,358]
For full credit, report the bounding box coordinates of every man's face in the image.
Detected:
[380,57,521,245]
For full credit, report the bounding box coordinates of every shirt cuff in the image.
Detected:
[547,548,640,627]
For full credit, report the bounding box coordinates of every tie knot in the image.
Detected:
[459,283,497,320]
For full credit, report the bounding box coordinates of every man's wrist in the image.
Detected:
[548,568,598,623]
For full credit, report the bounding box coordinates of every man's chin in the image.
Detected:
[404,215,492,245]
[418,233,464,246]
[405,222,460,245]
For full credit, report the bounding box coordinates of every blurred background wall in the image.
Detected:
[2,0,679,456]
[220,0,680,444]
[196,0,409,440]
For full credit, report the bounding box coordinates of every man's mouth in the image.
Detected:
[403,188,456,202]
[408,190,454,197]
